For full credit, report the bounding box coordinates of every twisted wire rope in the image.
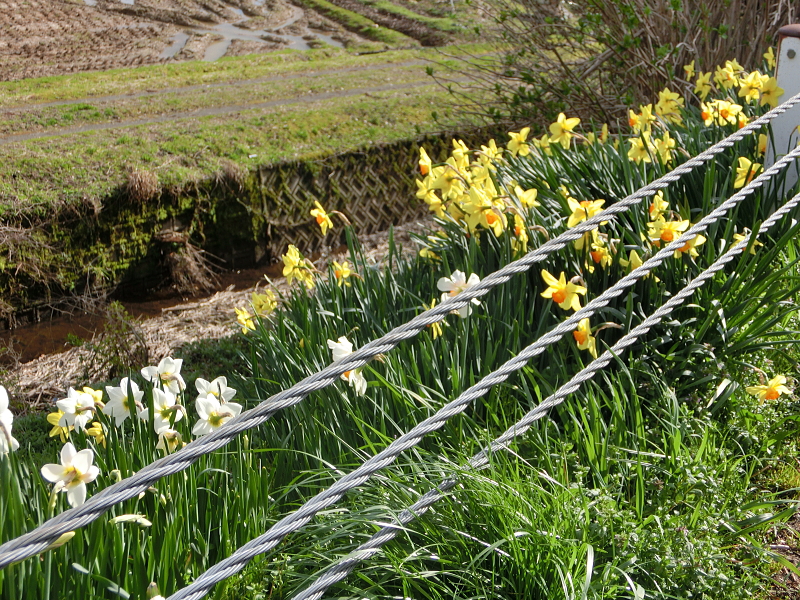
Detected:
[168,133,800,600]
[291,183,800,600]
[1,91,798,569]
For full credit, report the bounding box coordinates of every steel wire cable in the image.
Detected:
[168,141,800,600]
[291,185,800,600]
[1,91,798,569]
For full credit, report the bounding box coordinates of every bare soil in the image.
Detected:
[4,219,431,411]
[0,0,451,81]
[0,0,178,80]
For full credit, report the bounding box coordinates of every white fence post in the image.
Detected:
[765,24,800,196]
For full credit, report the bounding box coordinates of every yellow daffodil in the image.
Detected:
[732,230,764,254]
[746,374,791,402]
[479,139,502,164]
[654,131,675,165]
[619,248,645,276]
[589,237,612,269]
[764,46,776,70]
[419,247,440,261]
[756,133,768,157]
[549,113,581,149]
[700,102,715,126]
[86,421,107,448]
[419,147,432,175]
[655,87,684,125]
[683,60,695,80]
[567,198,605,228]
[760,76,784,108]
[47,410,72,443]
[235,307,255,334]
[734,157,762,189]
[451,139,470,170]
[514,185,539,209]
[507,127,531,157]
[695,72,712,100]
[422,298,444,339]
[628,135,653,164]
[628,109,641,131]
[647,217,689,244]
[252,290,277,317]
[737,112,749,129]
[540,270,586,311]
[416,177,445,218]
[573,318,597,358]
[282,245,315,289]
[332,260,352,287]
[512,214,529,254]
[599,124,609,144]
[310,201,333,236]
[713,99,742,126]
[649,191,669,220]
[429,159,466,200]
[584,132,596,146]
[533,133,552,155]
[674,233,706,259]
[738,71,766,103]
[714,63,738,89]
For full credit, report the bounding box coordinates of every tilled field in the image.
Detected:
[0,0,461,81]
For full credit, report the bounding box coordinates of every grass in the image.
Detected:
[293,0,418,45]
[354,0,464,32]
[0,66,436,136]
[0,45,499,108]
[0,84,470,210]
[0,44,494,216]
[4,103,800,596]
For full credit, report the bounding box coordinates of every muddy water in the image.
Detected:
[0,265,284,366]
[200,7,342,61]
[89,0,343,61]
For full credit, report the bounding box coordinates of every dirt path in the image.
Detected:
[1,58,429,112]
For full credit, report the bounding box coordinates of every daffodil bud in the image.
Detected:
[41,531,75,553]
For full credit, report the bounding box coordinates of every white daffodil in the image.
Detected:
[141,357,186,394]
[437,270,481,318]
[138,388,184,434]
[41,442,100,507]
[0,385,19,453]
[327,336,368,396]
[56,387,96,431]
[195,376,237,404]
[103,377,144,426]
[156,428,185,454]
[192,396,242,437]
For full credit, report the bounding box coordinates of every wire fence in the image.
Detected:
[2,91,800,599]
[170,143,800,600]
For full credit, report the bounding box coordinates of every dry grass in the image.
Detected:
[125,167,161,203]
